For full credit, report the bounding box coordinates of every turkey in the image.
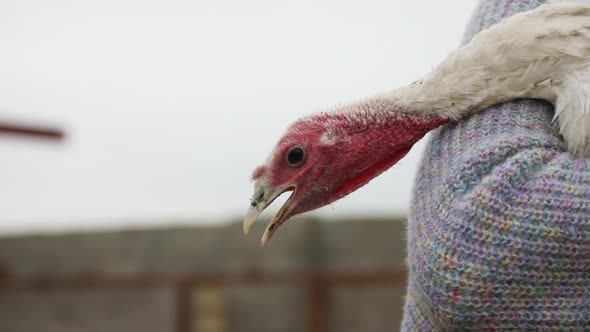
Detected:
[244,0,590,245]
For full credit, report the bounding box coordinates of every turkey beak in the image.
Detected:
[244,183,295,246]
[244,186,266,235]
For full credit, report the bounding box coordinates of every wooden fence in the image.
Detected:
[0,269,407,332]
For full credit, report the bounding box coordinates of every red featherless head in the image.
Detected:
[245,105,448,245]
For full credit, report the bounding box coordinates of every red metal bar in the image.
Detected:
[0,121,64,141]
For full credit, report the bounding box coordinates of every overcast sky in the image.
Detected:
[0,0,477,234]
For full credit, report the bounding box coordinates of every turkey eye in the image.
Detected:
[286,147,305,166]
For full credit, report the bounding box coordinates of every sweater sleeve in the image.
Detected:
[402,0,590,330]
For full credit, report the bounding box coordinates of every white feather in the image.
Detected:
[377,0,590,157]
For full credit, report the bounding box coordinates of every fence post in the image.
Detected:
[307,275,327,332]
[175,280,192,332]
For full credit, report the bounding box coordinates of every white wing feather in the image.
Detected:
[385,0,590,156]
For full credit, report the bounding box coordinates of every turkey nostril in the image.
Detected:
[253,187,265,204]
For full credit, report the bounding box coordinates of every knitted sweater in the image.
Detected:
[402,0,590,330]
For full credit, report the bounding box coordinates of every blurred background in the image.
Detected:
[0,0,476,331]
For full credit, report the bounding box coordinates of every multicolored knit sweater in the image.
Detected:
[402,0,590,330]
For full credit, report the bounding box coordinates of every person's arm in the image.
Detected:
[402,0,590,330]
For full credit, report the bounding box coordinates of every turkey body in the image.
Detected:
[385,0,590,156]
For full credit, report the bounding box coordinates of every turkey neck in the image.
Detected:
[319,96,448,164]
[373,57,525,121]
